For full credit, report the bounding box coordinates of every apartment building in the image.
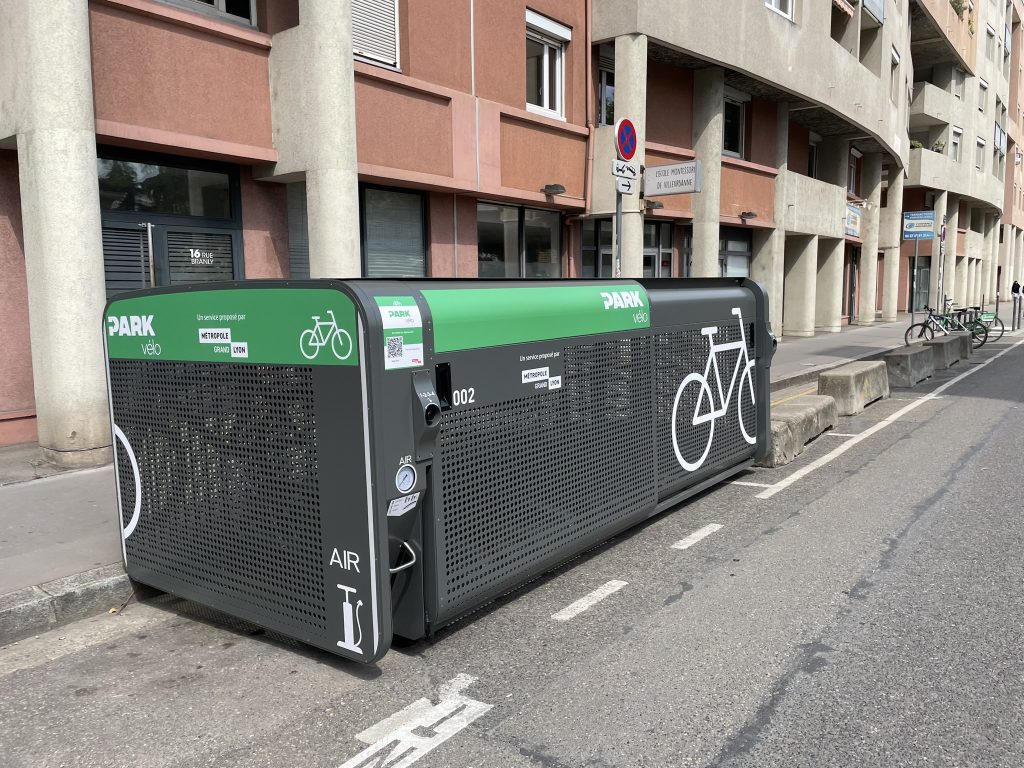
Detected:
[1,0,1022,462]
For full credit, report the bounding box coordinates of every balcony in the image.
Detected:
[907,147,1003,209]
[862,0,884,25]
[910,81,954,129]
[783,171,847,238]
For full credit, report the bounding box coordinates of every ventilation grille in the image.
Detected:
[109,360,327,637]
[655,323,757,493]
[436,337,655,620]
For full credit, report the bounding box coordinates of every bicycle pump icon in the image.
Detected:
[671,307,757,472]
[336,583,364,654]
[299,310,353,361]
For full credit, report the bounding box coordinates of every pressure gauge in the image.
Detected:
[395,464,417,494]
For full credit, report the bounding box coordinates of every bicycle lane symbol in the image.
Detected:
[671,307,757,472]
[299,310,353,361]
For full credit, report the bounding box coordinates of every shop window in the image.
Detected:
[581,219,613,277]
[526,10,571,118]
[362,187,426,277]
[478,203,561,278]
[352,0,399,67]
[164,0,255,24]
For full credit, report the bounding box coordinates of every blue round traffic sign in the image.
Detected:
[615,118,637,161]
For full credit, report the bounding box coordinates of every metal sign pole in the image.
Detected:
[614,190,623,278]
[911,239,918,325]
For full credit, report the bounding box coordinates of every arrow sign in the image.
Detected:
[611,160,640,179]
[616,177,635,195]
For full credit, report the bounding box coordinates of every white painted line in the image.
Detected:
[730,480,773,488]
[340,674,491,768]
[551,580,628,622]
[671,523,724,550]
[825,432,859,437]
[756,336,1024,500]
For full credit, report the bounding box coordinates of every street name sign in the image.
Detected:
[903,211,935,240]
[644,160,702,196]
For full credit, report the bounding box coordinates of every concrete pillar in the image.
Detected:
[750,103,787,335]
[1017,228,1024,283]
[955,255,968,307]
[929,190,948,308]
[14,2,109,466]
[857,154,882,324]
[942,195,960,308]
[614,34,647,278]
[268,0,361,277]
[981,214,994,305]
[966,258,977,307]
[692,67,724,277]
[880,164,904,322]
[815,238,844,332]
[783,235,818,337]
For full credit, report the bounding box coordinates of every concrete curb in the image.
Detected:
[770,340,906,392]
[0,563,130,646]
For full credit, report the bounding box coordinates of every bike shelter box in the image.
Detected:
[103,278,775,664]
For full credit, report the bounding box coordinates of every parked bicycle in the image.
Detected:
[904,301,988,348]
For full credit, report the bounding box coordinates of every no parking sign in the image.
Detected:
[615,118,637,161]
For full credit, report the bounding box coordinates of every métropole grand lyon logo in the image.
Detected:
[107,314,160,356]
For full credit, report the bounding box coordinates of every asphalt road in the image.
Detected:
[3,335,1024,768]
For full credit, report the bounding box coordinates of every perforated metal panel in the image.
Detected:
[109,360,327,638]
[656,322,757,493]
[435,336,655,621]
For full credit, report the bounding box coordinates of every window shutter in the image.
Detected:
[352,0,398,67]
[287,183,310,279]
[102,225,151,298]
[364,189,425,278]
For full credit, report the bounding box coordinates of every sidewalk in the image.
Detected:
[0,307,1012,643]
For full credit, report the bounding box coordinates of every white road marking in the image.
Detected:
[756,337,1024,500]
[729,480,773,488]
[671,523,724,550]
[551,580,628,622]
[825,432,858,437]
[340,674,491,768]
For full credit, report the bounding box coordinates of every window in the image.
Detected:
[765,0,793,19]
[581,219,613,277]
[848,150,861,195]
[953,68,965,99]
[978,80,988,112]
[951,127,963,162]
[598,68,615,127]
[719,228,752,278]
[890,47,901,103]
[98,159,231,218]
[976,138,986,170]
[723,88,749,158]
[643,222,673,277]
[478,203,561,278]
[352,0,399,67]
[986,26,997,60]
[362,187,426,277]
[166,0,255,24]
[526,10,571,118]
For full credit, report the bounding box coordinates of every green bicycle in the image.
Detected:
[904,303,988,348]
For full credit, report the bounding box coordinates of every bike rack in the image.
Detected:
[103,278,775,664]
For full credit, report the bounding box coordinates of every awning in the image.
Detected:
[833,0,855,18]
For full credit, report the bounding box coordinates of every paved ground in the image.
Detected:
[1,331,1022,767]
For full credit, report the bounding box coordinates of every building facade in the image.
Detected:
[1,0,1022,459]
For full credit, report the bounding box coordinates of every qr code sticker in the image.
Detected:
[386,336,404,360]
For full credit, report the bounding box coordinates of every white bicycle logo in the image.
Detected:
[671,307,756,472]
[299,310,353,361]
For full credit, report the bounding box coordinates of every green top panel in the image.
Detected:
[105,288,359,366]
[422,284,650,352]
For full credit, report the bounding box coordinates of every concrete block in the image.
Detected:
[757,395,838,468]
[949,331,973,359]
[883,345,934,388]
[923,335,960,369]
[816,361,890,416]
